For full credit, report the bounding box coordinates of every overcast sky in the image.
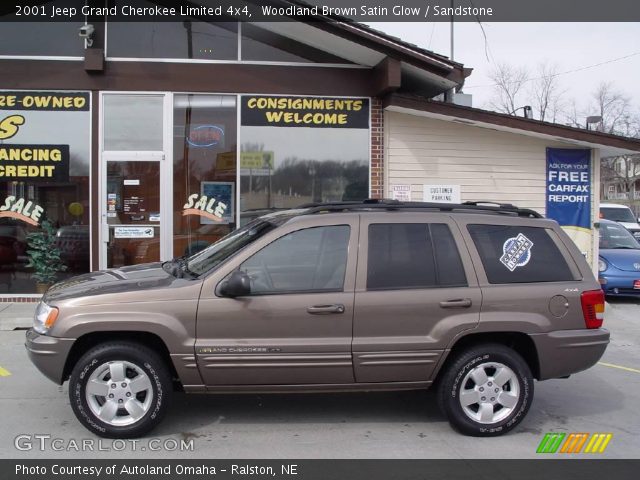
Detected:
[368,22,640,119]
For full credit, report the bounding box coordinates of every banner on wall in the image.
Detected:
[241,96,369,128]
[546,148,592,259]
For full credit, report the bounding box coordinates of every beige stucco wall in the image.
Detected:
[384,110,599,269]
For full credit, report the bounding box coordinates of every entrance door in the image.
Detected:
[99,93,172,269]
[103,158,161,267]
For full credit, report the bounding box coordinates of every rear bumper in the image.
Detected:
[25,329,75,385]
[530,328,609,380]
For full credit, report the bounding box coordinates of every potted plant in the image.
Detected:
[26,220,67,294]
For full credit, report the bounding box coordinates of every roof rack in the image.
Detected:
[296,199,543,218]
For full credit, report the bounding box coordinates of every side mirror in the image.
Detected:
[218,270,251,298]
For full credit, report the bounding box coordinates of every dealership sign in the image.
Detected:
[241,96,369,128]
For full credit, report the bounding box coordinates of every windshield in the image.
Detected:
[185,218,282,275]
[599,222,640,250]
[600,207,636,223]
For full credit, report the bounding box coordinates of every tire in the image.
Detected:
[68,342,172,438]
[437,343,533,436]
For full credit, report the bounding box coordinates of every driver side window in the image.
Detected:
[239,225,350,295]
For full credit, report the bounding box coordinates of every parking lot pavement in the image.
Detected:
[0,303,36,331]
[1,299,638,459]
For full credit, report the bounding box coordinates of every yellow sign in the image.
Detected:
[217,152,236,171]
[240,152,274,170]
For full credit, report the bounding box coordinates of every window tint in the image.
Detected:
[367,223,466,290]
[240,225,350,294]
[467,225,575,284]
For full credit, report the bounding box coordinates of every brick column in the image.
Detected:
[370,98,384,199]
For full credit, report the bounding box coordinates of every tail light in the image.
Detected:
[580,290,605,329]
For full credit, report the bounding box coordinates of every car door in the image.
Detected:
[196,215,359,386]
[352,213,481,383]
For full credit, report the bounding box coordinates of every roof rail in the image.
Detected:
[296,199,543,218]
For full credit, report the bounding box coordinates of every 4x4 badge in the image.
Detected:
[500,233,534,272]
[634,263,640,270]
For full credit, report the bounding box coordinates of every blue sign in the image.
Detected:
[200,181,234,224]
[546,148,591,229]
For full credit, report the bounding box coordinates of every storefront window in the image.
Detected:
[173,95,237,258]
[0,91,91,293]
[239,96,370,215]
[241,24,353,63]
[0,22,85,57]
[107,1,238,60]
[103,95,164,151]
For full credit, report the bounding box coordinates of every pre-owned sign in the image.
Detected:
[0,91,89,111]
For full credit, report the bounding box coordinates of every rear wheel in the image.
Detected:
[437,344,533,436]
[69,342,172,438]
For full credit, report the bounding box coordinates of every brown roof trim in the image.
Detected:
[385,94,640,152]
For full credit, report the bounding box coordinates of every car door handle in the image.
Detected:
[307,304,345,315]
[439,298,473,308]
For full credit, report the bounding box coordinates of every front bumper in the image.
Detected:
[529,328,609,380]
[25,329,75,384]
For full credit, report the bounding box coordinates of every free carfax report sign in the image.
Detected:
[546,148,592,258]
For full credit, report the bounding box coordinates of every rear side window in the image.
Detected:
[367,223,467,290]
[467,224,575,284]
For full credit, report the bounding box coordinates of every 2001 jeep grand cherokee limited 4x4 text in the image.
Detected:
[26,200,609,438]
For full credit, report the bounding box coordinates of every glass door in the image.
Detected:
[104,159,161,268]
[100,93,172,269]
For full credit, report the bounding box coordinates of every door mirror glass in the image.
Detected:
[218,270,251,298]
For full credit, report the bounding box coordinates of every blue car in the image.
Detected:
[598,219,640,297]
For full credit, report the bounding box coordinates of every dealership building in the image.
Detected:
[1,5,640,299]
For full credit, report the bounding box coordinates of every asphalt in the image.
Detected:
[0,299,638,459]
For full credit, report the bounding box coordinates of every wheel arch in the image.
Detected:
[62,331,181,389]
[434,331,541,382]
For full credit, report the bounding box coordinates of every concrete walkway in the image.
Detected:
[0,303,36,331]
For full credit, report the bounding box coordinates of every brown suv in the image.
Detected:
[25,200,609,438]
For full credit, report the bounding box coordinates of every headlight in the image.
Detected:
[598,259,608,273]
[33,302,59,335]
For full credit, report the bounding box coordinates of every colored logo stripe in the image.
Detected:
[584,433,613,453]
[536,432,566,453]
[560,433,589,453]
[0,365,11,377]
[537,432,613,454]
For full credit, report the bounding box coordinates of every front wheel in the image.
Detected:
[69,342,172,438]
[437,344,533,436]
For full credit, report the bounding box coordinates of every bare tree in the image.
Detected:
[487,62,529,114]
[589,81,636,134]
[528,62,565,122]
